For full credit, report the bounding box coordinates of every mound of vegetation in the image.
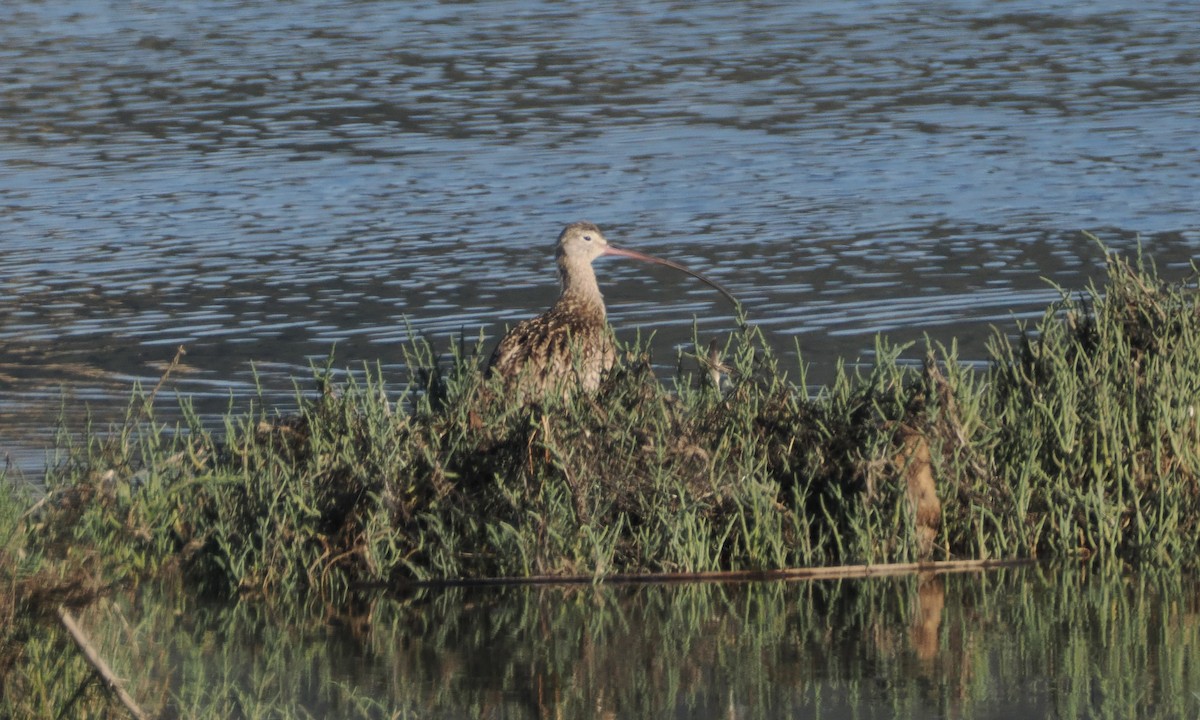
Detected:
[6,243,1200,604]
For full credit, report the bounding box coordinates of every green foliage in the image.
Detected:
[10,240,1200,603]
[8,238,1200,717]
[976,242,1200,563]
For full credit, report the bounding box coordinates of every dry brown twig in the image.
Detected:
[56,606,149,720]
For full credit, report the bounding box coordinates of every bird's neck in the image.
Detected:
[556,256,606,320]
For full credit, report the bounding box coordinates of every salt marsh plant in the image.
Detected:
[7,239,1200,718]
[8,241,1200,604]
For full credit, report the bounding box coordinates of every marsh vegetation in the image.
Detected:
[4,243,1200,717]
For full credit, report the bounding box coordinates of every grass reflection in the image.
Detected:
[36,565,1198,719]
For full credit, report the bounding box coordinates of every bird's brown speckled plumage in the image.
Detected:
[488,221,738,399]
[488,299,616,396]
[489,222,616,396]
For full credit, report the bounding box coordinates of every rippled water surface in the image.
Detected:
[3,0,1199,469]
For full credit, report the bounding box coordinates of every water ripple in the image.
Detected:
[2,0,1199,469]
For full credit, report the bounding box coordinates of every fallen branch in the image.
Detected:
[57,606,149,720]
[388,557,1037,590]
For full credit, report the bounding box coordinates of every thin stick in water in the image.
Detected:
[56,606,149,720]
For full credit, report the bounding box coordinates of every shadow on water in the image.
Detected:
[67,564,1200,719]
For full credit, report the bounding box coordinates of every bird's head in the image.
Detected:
[556,221,612,266]
[554,220,741,309]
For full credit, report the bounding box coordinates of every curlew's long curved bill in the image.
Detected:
[602,244,741,309]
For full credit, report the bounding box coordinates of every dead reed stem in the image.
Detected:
[390,557,1036,590]
[56,606,149,720]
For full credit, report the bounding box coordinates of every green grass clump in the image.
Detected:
[976,246,1200,564]
[0,477,123,718]
[20,329,931,599]
[10,241,1200,601]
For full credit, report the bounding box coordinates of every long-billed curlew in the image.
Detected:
[488,221,737,397]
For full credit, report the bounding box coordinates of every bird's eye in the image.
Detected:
[583,235,593,242]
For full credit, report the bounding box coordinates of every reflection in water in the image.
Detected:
[909,574,944,662]
[72,565,1200,718]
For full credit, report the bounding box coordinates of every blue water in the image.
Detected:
[2,0,1199,469]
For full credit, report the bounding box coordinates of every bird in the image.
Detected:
[488,221,737,398]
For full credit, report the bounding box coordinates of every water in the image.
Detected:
[3,0,1199,470]
[74,565,1200,718]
